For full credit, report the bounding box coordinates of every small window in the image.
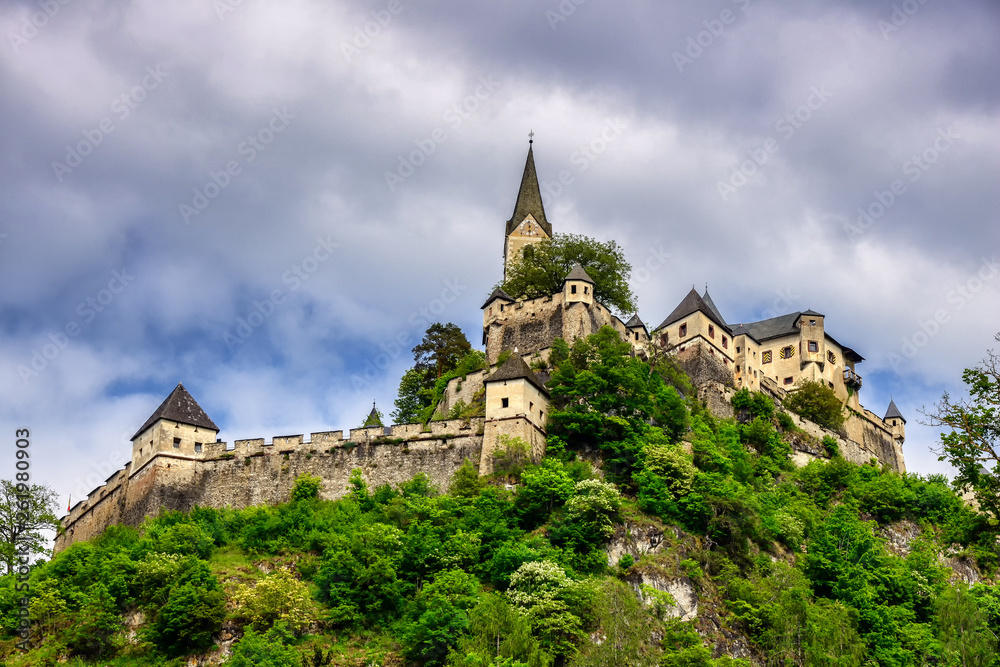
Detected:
[808,341,818,353]
[722,336,728,349]
[784,377,794,385]
[679,323,687,337]
[829,381,834,388]
[500,304,504,311]
[709,325,715,339]
[809,319,817,326]
[584,286,588,294]
[540,411,544,421]
[571,285,577,294]
[173,438,181,448]
[736,346,741,353]
[194,443,203,453]
[828,351,836,364]
[762,350,772,364]
[780,346,794,359]
[501,398,509,408]
[660,333,669,346]
[529,402,534,412]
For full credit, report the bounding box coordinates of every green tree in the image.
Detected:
[923,333,1000,523]
[393,367,430,424]
[449,592,552,667]
[232,568,320,634]
[149,562,227,657]
[783,381,845,432]
[362,404,384,427]
[227,622,302,667]
[401,568,482,666]
[291,473,322,502]
[500,233,636,315]
[0,479,58,575]
[414,322,473,380]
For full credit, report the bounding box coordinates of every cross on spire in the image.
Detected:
[528,130,534,144]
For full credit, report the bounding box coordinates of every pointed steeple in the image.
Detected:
[506,142,551,238]
[884,399,905,424]
[131,383,219,441]
[701,288,727,327]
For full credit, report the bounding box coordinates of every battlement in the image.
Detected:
[58,417,485,549]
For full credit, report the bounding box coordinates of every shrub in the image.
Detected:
[232,568,319,634]
[291,473,322,502]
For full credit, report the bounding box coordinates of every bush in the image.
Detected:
[783,381,845,431]
[291,473,322,502]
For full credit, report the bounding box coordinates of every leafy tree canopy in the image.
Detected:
[783,380,845,432]
[500,233,636,315]
[0,479,58,575]
[414,323,473,380]
[923,333,1000,523]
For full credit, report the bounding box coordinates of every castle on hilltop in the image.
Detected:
[55,140,906,552]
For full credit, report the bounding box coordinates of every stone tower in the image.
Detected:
[130,383,219,472]
[504,138,552,282]
[884,398,906,445]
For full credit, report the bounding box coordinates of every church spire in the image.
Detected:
[506,140,551,238]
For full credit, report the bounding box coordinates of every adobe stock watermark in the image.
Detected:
[843,125,959,242]
[350,278,467,392]
[756,288,799,321]
[887,256,998,370]
[17,268,135,382]
[214,0,247,21]
[538,118,629,203]
[51,63,171,183]
[545,0,587,31]
[340,0,411,63]
[878,0,931,40]
[7,0,73,54]
[632,243,673,290]
[717,85,833,201]
[384,75,501,192]
[673,0,751,74]
[180,107,295,224]
[71,434,131,502]
[223,235,339,352]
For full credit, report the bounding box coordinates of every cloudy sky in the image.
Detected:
[1,0,997,509]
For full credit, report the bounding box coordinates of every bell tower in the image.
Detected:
[504,134,552,282]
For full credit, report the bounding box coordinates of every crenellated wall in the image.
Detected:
[55,417,485,552]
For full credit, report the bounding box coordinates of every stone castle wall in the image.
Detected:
[55,417,484,552]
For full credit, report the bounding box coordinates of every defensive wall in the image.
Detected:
[55,418,484,552]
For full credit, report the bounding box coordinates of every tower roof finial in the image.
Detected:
[528,129,534,144]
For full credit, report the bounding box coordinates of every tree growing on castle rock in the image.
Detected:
[783,380,846,432]
[414,323,473,381]
[499,233,637,315]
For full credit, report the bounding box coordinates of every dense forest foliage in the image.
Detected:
[1,327,997,666]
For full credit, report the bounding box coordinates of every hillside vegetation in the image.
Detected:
[2,328,998,666]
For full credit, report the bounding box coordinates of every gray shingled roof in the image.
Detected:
[701,289,727,327]
[655,288,731,333]
[733,311,865,362]
[625,314,645,329]
[481,287,514,309]
[737,312,802,342]
[506,144,552,237]
[485,354,548,393]
[884,399,905,423]
[131,383,219,440]
[564,263,595,284]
